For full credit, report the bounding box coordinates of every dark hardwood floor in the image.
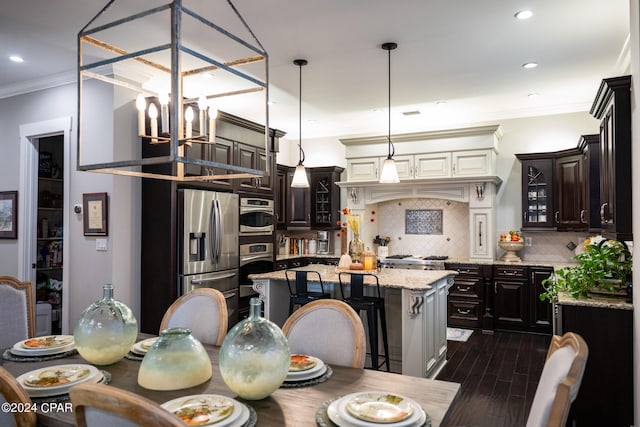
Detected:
[436,330,551,427]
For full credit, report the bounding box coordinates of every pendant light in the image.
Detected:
[291,59,310,188]
[379,42,400,184]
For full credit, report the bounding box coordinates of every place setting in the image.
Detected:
[2,335,78,362]
[281,354,333,388]
[161,394,257,427]
[316,391,431,427]
[125,336,158,361]
[16,363,110,399]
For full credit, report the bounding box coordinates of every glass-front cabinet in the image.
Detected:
[517,157,554,229]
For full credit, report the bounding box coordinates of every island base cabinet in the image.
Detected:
[559,304,632,427]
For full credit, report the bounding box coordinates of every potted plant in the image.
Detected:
[540,235,633,302]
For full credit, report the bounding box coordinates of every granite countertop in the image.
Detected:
[276,253,577,271]
[557,291,633,310]
[249,264,456,291]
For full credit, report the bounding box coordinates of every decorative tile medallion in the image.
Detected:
[405,209,443,234]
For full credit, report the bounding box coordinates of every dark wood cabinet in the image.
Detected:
[517,140,594,232]
[276,165,342,230]
[559,304,633,426]
[579,134,601,231]
[275,165,288,229]
[493,265,528,330]
[236,142,272,194]
[528,267,552,334]
[310,166,344,229]
[286,169,311,228]
[590,75,632,241]
[445,263,490,329]
[554,153,585,229]
[184,137,235,190]
[517,157,554,229]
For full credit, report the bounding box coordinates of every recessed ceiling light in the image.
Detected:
[522,62,538,69]
[402,110,421,116]
[267,100,276,106]
[9,55,24,63]
[528,92,540,98]
[514,10,533,20]
[436,101,447,107]
[307,119,317,124]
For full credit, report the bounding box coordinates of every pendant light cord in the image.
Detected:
[294,59,307,166]
[382,42,397,160]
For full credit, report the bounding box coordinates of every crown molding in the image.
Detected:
[0,70,76,100]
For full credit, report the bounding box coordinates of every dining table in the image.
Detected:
[1,336,461,427]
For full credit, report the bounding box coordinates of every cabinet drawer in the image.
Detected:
[449,279,482,299]
[493,265,527,278]
[446,263,483,276]
[448,300,482,328]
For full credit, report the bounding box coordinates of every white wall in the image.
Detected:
[0,83,140,334]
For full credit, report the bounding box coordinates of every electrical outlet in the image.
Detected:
[525,236,532,247]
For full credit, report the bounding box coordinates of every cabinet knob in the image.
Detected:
[457,308,470,315]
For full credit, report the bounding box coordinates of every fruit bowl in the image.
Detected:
[498,240,525,262]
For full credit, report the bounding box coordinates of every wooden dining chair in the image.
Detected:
[159,288,228,345]
[69,382,183,427]
[0,367,36,427]
[0,276,35,350]
[525,332,589,427]
[282,299,366,368]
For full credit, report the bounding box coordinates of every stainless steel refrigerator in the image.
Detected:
[178,189,239,326]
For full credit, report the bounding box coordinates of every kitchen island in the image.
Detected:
[249,264,456,378]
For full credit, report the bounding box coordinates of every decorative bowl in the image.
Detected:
[498,240,525,262]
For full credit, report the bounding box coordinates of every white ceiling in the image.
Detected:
[0,0,630,140]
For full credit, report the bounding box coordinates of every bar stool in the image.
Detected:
[285,270,331,314]
[338,272,390,371]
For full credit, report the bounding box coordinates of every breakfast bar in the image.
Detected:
[249,265,456,378]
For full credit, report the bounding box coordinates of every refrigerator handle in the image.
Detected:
[209,199,217,264]
[191,272,237,284]
[214,199,222,262]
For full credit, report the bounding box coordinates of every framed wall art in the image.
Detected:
[0,191,18,239]
[83,192,109,236]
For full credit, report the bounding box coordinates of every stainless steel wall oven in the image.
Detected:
[239,197,274,236]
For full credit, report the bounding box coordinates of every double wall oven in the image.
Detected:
[238,197,275,319]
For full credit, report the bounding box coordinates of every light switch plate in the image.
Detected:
[96,238,108,251]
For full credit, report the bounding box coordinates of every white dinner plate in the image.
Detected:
[17,364,100,398]
[329,392,426,427]
[289,354,318,372]
[161,394,244,427]
[11,335,75,356]
[130,337,158,355]
[286,356,325,381]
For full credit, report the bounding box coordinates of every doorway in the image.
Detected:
[19,117,72,334]
[35,135,64,334]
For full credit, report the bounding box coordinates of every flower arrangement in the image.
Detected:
[540,235,633,301]
[340,208,361,235]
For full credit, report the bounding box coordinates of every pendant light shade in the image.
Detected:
[291,59,310,188]
[379,42,400,184]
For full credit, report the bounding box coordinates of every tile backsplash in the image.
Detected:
[376,198,469,258]
[376,197,591,263]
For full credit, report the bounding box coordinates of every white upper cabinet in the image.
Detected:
[414,152,452,178]
[346,157,379,182]
[452,149,495,177]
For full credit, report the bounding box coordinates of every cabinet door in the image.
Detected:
[275,166,288,229]
[236,142,258,191]
[256,149,272,192]
[493,278,527,330]
[582,134,601,231]
[389,155,413,180]
[414,152,451,178]
[286,170,311,227]
[529,267,553,334]
[554,154,585,229]
[521,158,554,229]
[346,158,378,181]
[452,150,493,176]
[184,138,234,190]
